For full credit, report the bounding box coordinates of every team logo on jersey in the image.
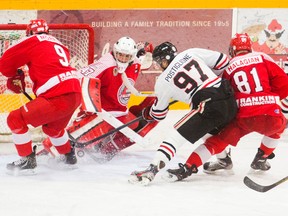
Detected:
[237,95,279,107]
[274,109,280,114]
[117,78,135,106]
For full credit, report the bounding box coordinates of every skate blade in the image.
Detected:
[6,168,37,176]
[203,168,235,176]
[247,168,267,175]
[161,171,179,182]
[128,175,151,186]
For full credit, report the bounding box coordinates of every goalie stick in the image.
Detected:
[69,115,143,148]
[121,72,155,97]
[71,100,178,148]
[243,176,288,193]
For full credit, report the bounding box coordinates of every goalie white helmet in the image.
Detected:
[113,36,137,73]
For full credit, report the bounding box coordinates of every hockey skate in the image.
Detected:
[129,161,165,186]
[64,146,77,165]
[47,146,78,170]
[203,150,233,174]
[6,146,37,175]
[250,148,274,171]
[162,163,198,182]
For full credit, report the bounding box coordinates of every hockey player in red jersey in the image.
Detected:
[161,33,288,183]
[202,33,288,174]
[129,42,238,185]
[40,37,157,161]
[0,19,81,174]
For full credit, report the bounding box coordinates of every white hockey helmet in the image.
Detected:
[113,36,137,73]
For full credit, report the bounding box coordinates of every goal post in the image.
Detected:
[0,23,95,142]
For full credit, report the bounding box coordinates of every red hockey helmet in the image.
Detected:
[229,33,252,57]
[26,19,49,36]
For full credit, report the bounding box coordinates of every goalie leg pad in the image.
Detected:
[99,132,135,155]
[72,117,114,149]
[81,77,102,113]
[137,121,158,136]
[117,112,139,130]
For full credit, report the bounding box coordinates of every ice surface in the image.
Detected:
[0,110,287,216]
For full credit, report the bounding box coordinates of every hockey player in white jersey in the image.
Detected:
[129,42,238,185]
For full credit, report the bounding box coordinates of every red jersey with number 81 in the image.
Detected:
[222,52,288,118]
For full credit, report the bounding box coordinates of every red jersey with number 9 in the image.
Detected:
[0,34,81,98]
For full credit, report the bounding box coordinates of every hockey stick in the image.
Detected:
[121,73,155,97]
[243,176,288,193]
[71,100,178,148]
[21,89,33,101]
[70,115,143,148]
[16,68,34,101]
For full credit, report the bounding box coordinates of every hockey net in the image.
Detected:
[0,23,94,143]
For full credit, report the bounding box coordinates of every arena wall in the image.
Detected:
[0,8,288,109]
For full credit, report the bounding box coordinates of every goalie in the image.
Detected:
[40,36,157,161]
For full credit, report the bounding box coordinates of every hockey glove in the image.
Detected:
[136,42,154,58]
[142,106,155,122]
[129,97,156,117]
[6,73,26,94]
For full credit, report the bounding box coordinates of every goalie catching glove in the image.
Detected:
[6,71,25,94]
[136,42,154,58]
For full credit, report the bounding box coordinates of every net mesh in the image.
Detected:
[0,24,94,141]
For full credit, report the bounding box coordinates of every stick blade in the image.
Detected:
[243,176,270,193]
[243,176,288,193]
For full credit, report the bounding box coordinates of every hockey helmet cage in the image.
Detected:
[229,33,252,57]
[113,36,138,73]
[113,36,138,63]
[26,19,49,36]
[152,42,178,67]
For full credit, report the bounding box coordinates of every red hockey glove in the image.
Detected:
[142,106,155,122]
[136,42,154,58]
[6,73,25,94]
[129,97,156,117]
[144,42,154,53]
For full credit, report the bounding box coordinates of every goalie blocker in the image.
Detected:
[40,77,158,161]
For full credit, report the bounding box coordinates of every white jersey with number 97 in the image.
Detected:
[152,48,229,119]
